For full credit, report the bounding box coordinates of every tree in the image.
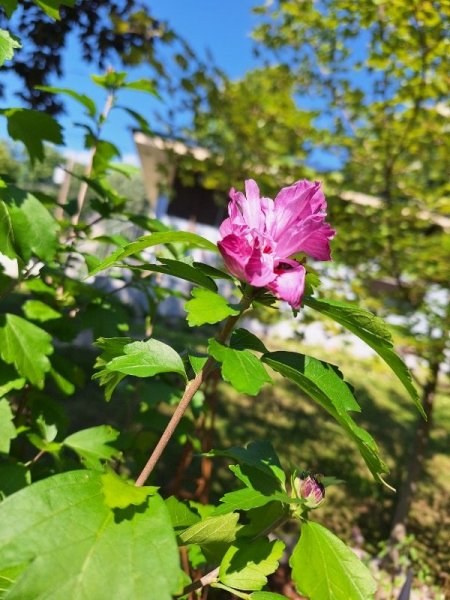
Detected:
[251,0,450,539]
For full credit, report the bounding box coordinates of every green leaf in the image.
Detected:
[92,140,121,175]
[118,106,152,136]
[23,300,61,322]
[91,71,128,90]
[33,0,75,19]
[93,337,133,400]
[123,79,159,96]
[0,199,16,259]
[205,441,286,486]
[165,496,201,532]
[0,187,59,261]
[104,338,186,380]
[0,361,25,396]
[179,513,240,555]
[188,354,209,375]
[303,297,422,415]
[0,314,53,388]
[262,352,388,483]
[290,522,376,600]
[209,340,272,395]
[219,538,285,591]
[101,471,157,509]
[230,328,268,353]
[0,398,16,453]
[193,261,234,280]
[0,29,21,66]
[0,1,19,18]
[0,108,63,164]
[0,470,182,599]
[214,487,286,516]
[63,425,121,470]
[250,593,289,599]
[0,463,30,497]
[88,231,218,276]
[35,86,96,118]
[186,289,239,327]
[134,258,218,291]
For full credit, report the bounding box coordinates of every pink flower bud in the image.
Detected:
[294,474,325,508]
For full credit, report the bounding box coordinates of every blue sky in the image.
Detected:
[2,1,262,160]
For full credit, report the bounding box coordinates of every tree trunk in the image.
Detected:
[390,359,441,532]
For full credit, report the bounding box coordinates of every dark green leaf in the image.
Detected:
[219,538,284,591]
[33,0,75,19]
[230,328,268,353]
[0,1,19,18]
[303,297,422,415]
[205,441,285,485]
[290,522,376,600]
[88,231,218,276]
[134,258,217,291]
[0,470,182,599]
[0,108,63,164]
[35,86,96,118]
[0,314,53,388]
[209,340,272,395]
[0,463,30,497]
[192,261,234,280]
[262,352,388,483]
[0,361,25,396]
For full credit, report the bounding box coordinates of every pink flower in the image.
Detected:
[218,179,335,308]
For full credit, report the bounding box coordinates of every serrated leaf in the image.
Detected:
[206,441,285,485]
[93,337,133,400]
[0,29,21,66]
[214,487,286,516]
[104,338,186,380]
[262,352,388,483]
[35,86,96,118]
[304,297,422,415]
[219,538,285,591]
[63,426,120,470]
[0,108,63,164]
[0,361,25,396]
[88,231,218,276]
[101,471,157,509]
[0,186,59,261]
[230,328,268,353]
[165,496,201,532]
[23,300,61,322]
[134,258,217,291]
[209,339,272,395]
[0,314,53,388]
[186,289,239,326]
[0,470,182,599]
[290,522,376,600]
[0,398,17,453]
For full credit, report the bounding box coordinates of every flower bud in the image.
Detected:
[294,474,325,508]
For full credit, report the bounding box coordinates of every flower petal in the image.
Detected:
[218,234,252,280]
[275,215,335,260]
[272,180,326,240]
[244,241,276,287]
[267,262,306,308]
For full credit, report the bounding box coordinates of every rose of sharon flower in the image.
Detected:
[218,179,335,308]
[294,474,325,509]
